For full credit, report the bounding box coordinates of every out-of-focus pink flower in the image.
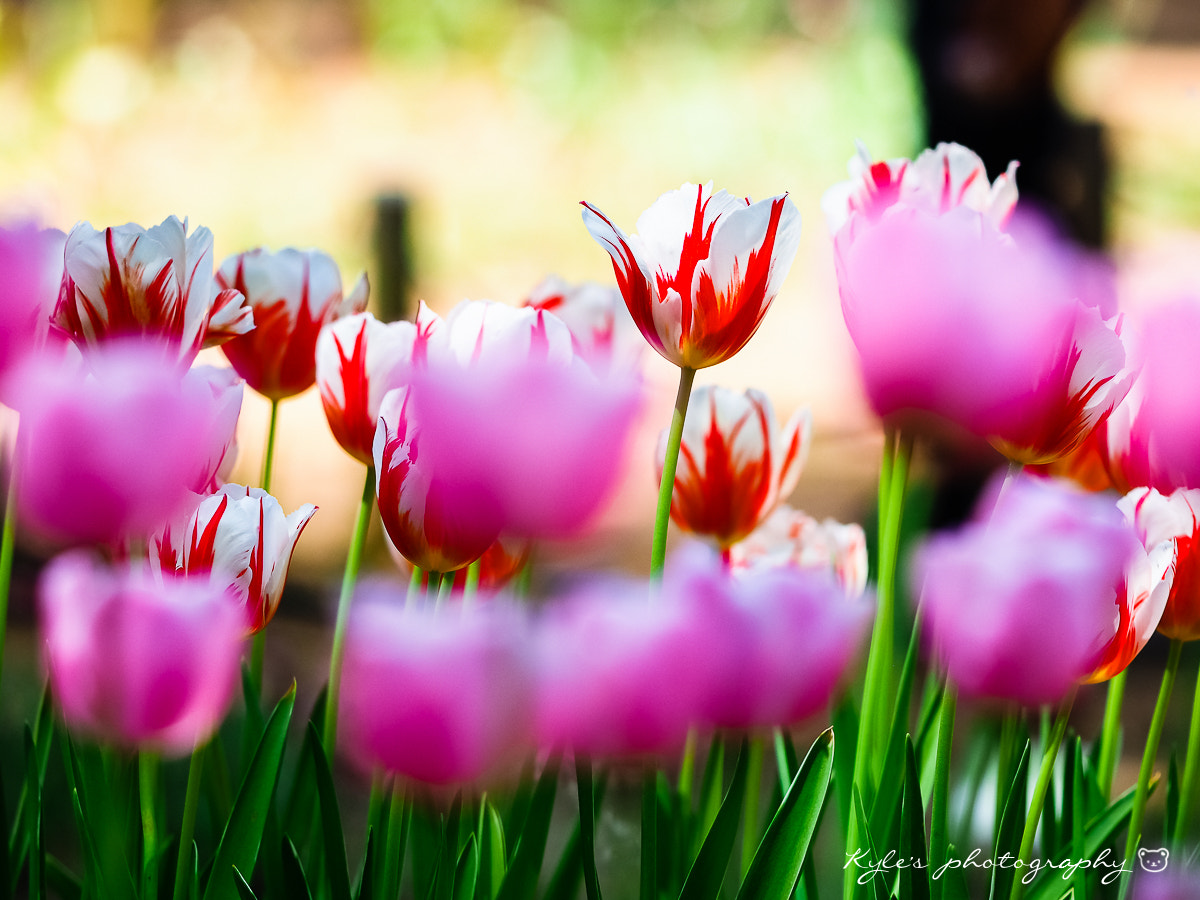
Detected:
[339,595,535,785]
[729,505,868,596]
[218,247,368,400]
[523,275,644,371]
[1086,487,1184,681]
[0,222,64,376]
[582,182,801,369]
[53,216,252,363]
[157,484,317,634]
[185,365,244,494]
[316,307,437,465]
[835,204,1084,441]
[1132,868,1200,899]
[822,141,1018,233]
[406,346,642,539]
[914,474,1139,707]
[11,341,233,546]
[668,544,873,731]
[659,386,810,549]
[374,387,502,573]
[39,551,245,755]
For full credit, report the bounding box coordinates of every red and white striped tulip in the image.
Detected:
[658,386,810,549]
[523,275,644,371]
[730,505,868,597]
[218,247,368,400]
[430,298,575,367]
[53,216,252,363]
[158,484,317,634]
[582,182,801,369]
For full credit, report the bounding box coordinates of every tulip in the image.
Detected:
[1120,488,1200,643]
[339,594,535,785]
[430,298,575,366]
[10,341,234,546]
[218,247,368,400]
[53,216,252,363]
[158,484,317,634]
[374,387,501,573]
[184,365,244,495]
[582,182,801,370]
[729,505,868,597]
[39,551,245,755]
[914,474,1139,707]
[822,141,1018,234]
[0,222,64,377]
[659,386,811,549]
[316,307,437,465]
[523,274,644,371]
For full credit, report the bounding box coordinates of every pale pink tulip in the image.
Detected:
[523,275,644,370]
[39,552,245,755]
[729,505,868,597]
[0,222,64,376]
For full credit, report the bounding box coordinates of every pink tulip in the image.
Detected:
[835,204,1085,441]
[53,216,252,363]
[659,386,810,549]
[11,341,235,546]
[339,595,535,785]
[157,484,317,634]
[523,275,644,371]
[729,505,868,597]
[822,141,1018,233]
[914,474,1140,706]
[39,552,245,755]
[218,247,368,400]
[316,307,437,464]
[0,222,64,376]
[373,387,502,572]
[582,182,801,369]
[405,345,642,538]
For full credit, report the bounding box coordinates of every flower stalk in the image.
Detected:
[651,366,696,580]
[1011,692,1074,900]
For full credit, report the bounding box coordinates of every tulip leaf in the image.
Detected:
[280,836,313,900]
[355,829,376,900]
[772,731,798,796]
[575,756,604,900]
[411,802,441,900]
[438,793,465,900]
[202,681,295,900]
[898,738,930,900]
[831,695,859,838]
[679,738,750,900]
[1070,740,1086,900]
[495,755,559,900]
[23,730,43,900]
[851,787,890,900]
[869,609,922,852]
[8,688,53,892]
[60,734,137,900]
[939,842,971,899]
[305,723,353,900]
[233,865,258,900]
[735,727,833,900]
[0,771,9,900]
[477,800,506,900]
[454,835,479,900]
[989,739,1031,900]
[45,854,82,900]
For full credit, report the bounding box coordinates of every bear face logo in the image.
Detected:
[1138,848,1170,872]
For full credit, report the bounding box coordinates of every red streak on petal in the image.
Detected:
[319,320,375,464]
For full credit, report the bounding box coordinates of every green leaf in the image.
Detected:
[24,730,43,900]
[478,801,506,900]
[202,682,296,900]
[454,835,479,900]
[542,776,607,900]
[1070,740,1086,900]
[233,865,258,900]
[305,724,352,900]
[831,695,859,836]
[384,787,411,900]
[280,836,313,900]
[735,727,834,900]
[869,614,922,853]
[438,793,465,900]
[240,664,266,770]
[576,757,604,900]
[0,772,9,900]
[898,738,930,900]
[773,731,799,795]
[679,738,751,900]
[411,802,441,900]
[495,755,559,900]
[938,842,971,899]
[694,737,726,855]
[989,740,1031,900]
[60,735,137,900]
[44,854,82,900]
[8,690,52,895]
[850,787,889,900]
[355,829,376,900]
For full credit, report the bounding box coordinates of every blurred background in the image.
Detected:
[2,0,1200,681]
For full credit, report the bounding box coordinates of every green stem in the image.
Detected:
[249,399,281,696]
[1120,639,1183,900]
[994,709,1020,846]
[678,728,697,813]
[651,366,696,580]
[1175,654,1200,851]
[1011,694,1074,900]
[172,746,205,900]
[1098,669,1126,802]
[139,752,160,900]
[383,781,409,898]
[407,566,423,608]
[436,570,456,607]
[577,755,603,900]
[464,559,481,597]
[640,770,657,900]
[930,683,956,900]
[323,466,377,757]
[741,736,765,879]
[0,449,16,697]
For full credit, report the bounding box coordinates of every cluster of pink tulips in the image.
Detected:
[4,139,1200,899]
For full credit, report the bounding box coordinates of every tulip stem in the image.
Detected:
[464,559,481,598]
[139,751,160,900]
[651,366,696,580]
[1175,655,1200,850]
[1098,669,1126,802]
[0,447,17,696]
[930,682,956,900]
[436,570,455,608]
[172,744,206,900]
[323,466,377,757]
[249,398,281,695]
[1011,692,1074,900]
[406,566,423,608]
[1120,638,1183,900]
[577,754,604,900]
